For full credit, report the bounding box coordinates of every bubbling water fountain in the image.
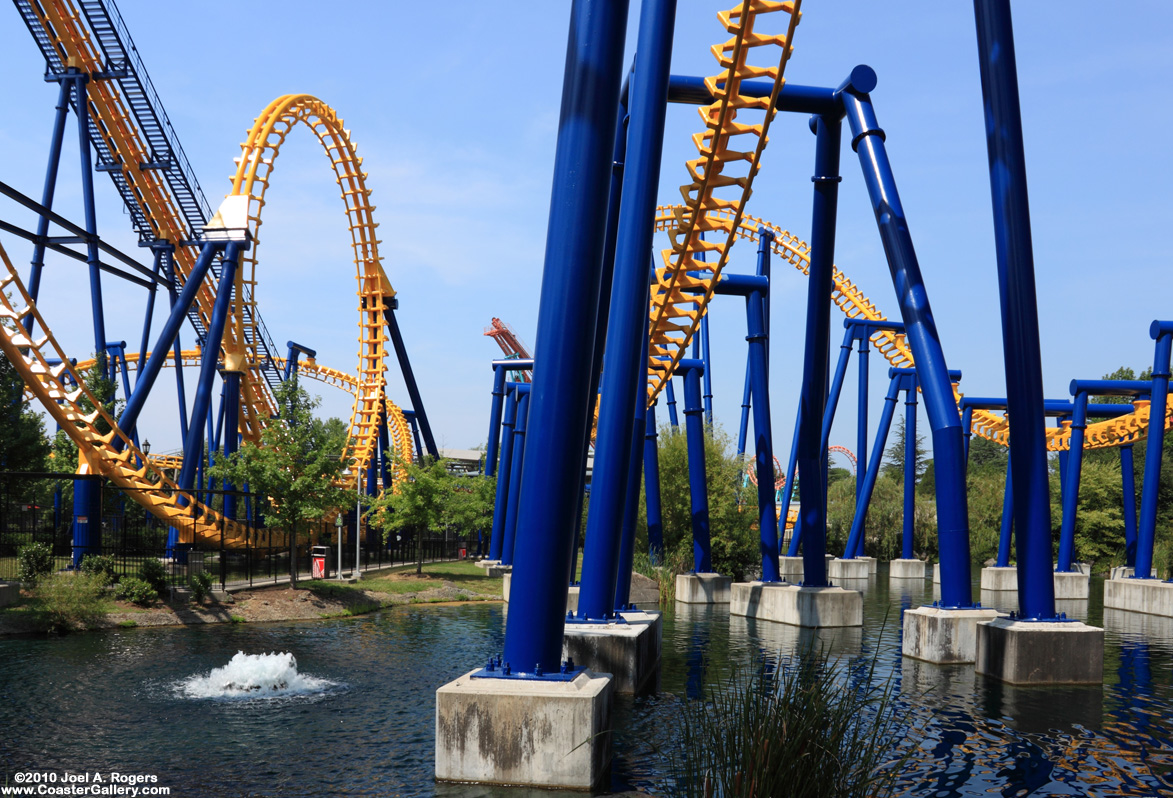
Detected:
[178,651,337,699]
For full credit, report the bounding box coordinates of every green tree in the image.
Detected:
[367,455,451,574]
[0,295,51,482]
[634,424,759,581]
[881,416,927,483]
[208,376,353,586]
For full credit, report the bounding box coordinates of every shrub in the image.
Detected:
[663,647,909,798]
[79,554,118,586]
[189,571,214,603]
[115,577,157,606]
[17,542,54,585]
[36,572,107,631]
[137,559,169,594]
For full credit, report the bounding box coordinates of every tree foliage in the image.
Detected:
[208,377,353,583]
[882,416,927,483]
[633,424,760,581]
[0,298,50,477]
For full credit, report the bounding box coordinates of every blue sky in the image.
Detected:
[1,1,1171,467]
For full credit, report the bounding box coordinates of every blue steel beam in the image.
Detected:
[614,310,654,610]
[1056,390,1090,573]
[795,113,842,588]
[842,68,973,608]
[384,306,438,460]
[902,385,918,560]
[23,77,72,335]
[1121,445,1137,569]
[484,364,509,478]
[681,361,712,572]
[500,0,630,678]
[974,0,1054,619]
[644,402,664,562]
[501,386,532,567]
[747,232,780,582]
[996,456,1014,567]
[578,0,676,622]
[1136,321,1173,579]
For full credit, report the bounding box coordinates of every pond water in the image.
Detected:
[2,568,1172,797]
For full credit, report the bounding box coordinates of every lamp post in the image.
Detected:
[335,512,343,581]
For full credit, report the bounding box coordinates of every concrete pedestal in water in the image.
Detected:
[676,573,731,604]
[981,566,1017,592]
[775,554,836,583]
[486,564,512,578]
[976,618,1104,685]
[828,558,869,580]
[932,563,940,584]
[562,610,661,694]
[889,559,926,580]
[1104,578,1173,617]
[1110,566,1134,581]
[730,582,862,628]
[435,668,613,790]
[902,606,1003,664]
[1053,571,1090,600]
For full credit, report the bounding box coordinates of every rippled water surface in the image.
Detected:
[2,570,1173,796]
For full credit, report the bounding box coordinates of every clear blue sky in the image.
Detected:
[1,2,1170,465]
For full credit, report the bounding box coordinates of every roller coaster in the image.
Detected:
[0,0,433,558]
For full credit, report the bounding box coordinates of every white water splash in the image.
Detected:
[178,651,336,699]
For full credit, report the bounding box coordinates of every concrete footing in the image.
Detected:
[932,563,940,584]
[828,558,869,580]
[976,618,1104,684]
[475,559,501,570]
[730,582,862,627]
[675,573,731,604]
[981,566,1017,592]
[857,556,877,575]
[435,668,613,790]
[486,564,512,578]
[0,581,19,607]
[1110,566,1135,581]
[889,559,926,580]
[562,610,661,694]
[778,556,804,581]
[1104,577,1173,617]
[902,606,1003,664]
[1053,571,1090,600]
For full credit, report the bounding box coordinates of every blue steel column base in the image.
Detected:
[471,656,586,682]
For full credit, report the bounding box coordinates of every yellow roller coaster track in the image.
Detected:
[71,351,414,486]
[647,0,802,402]
[651,206,1168,452]
[0,1,399,547]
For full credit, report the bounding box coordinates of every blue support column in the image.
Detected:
[1057,419,1070,506]
[379,405,392,491]
[384,306,439,459]
[844,375,901,559]
[857,331,870,504]
[1121,444,1137,569]
[902,387,918,560]
[737,358,752,457]
[644,402,664,561]
[70,474,102,567]
[961,405,975,465]
[821,328,854,457]
[665,379,679,427]
[177,244,241,495]
[136,251,164,377]
[1136,322,1173,579]
[795,114,842,588]
[118,242,221,443]
[782,406,802,556]
[613,324,652,610]
[747,243,780,582]
[163,252,190,443]
[73,72,108,359]
[843,69,973,608]
[577,0,676,621]
[485,365,509,478]
[222,372,240,520]
[682,363,711,572]
[996,455,1014,567]
[974,1,1052,617]
[488,387,518,561]
[501,387,531,567]
[24,77,73,334]
[1056,392,1090,572]
[501,0,630,676]
[700,312,714,425]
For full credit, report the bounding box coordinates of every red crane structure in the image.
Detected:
[484,318,532,382]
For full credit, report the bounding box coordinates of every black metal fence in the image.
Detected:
[0,472,475,590]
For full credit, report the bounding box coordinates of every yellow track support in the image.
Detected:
[647,0,802,403]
